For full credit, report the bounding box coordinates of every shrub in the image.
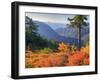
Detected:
[58,42,70,53]
[81,44,89,55]
[71,44,77,52]
[40,48,53,54]
[25,43,90,68]
[67,51,86,66]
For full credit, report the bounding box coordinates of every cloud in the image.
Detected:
[25,12,75,24]
[25,12,89,24]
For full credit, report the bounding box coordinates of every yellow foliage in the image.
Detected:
[81,44,89,55]
[58,42,70,53]
[25,43,90,68]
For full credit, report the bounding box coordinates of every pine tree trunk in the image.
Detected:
[78,27,81,51]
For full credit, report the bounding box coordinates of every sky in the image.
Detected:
[26,12,77,24]
[25,12,89,30]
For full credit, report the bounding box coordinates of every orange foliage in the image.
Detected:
[58,42,70,53]
[66,44,90,66]
[66,51,86,66]
[25,44,90,68]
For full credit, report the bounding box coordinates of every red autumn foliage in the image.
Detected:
[66,51,86,66]
[25,43,89,68]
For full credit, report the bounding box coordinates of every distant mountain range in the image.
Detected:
[45,22,66,30]
[25,16,89,46]
[46,22,89,39]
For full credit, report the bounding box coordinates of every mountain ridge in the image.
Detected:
[25,16,88,46]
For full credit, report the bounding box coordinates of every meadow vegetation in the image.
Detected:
[25,15,89,68]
